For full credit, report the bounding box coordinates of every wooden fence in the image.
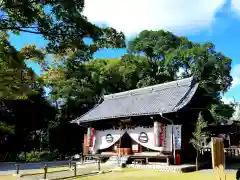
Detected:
[202,147,240,157]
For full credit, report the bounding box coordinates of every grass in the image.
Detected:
[76,169,236,180]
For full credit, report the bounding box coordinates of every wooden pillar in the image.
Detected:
[228,134,231,148]
[138,144,142,153]
[87,127,92,154]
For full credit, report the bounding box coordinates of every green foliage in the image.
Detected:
[1,0,126,101]
[190,112,208,151]
[0,30,45,99]
[17,150,60,162]
[0,121,14,134]
[0,0,123,161]
[190,112,209,171]
[0,0,125,66]
[210,103,235,124]
[0,89,57,161]
[128,30,233,104]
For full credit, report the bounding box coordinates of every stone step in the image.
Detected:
[106,156,129,164]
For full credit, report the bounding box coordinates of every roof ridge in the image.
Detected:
[104,77,194,100]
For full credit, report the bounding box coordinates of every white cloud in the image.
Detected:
[231,0,240,15]
[84,0,226,37]
[222,96,234,104]
[232,77,240,88]
[231,64,240,88]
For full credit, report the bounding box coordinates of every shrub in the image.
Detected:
[17,150,60,162]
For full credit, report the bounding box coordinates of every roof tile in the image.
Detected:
[73,77,198,123]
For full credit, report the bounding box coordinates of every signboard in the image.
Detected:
[211,137,225,168]
[138,132,148,143]
[174,125,182,150]
[211,137,225,180]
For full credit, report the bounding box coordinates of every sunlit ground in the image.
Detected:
[77,169,235,180]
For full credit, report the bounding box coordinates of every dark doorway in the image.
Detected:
[120,133,132,148]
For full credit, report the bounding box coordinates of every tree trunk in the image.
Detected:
[196,150,199,171]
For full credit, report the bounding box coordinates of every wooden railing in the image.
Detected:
[201,147,240,157]
[224,147,240,156]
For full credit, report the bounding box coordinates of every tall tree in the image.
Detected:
[1,0,126,99]
[128,30,233,105]
[0,0,127,160]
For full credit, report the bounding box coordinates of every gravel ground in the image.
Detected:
[0,161,70,172]
[19,163,117,180]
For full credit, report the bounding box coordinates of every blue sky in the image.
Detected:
[8,0,240,103]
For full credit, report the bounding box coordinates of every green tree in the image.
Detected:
[190,112,209,171]
[0,87,57,161]
[1,0,125,62]
[128,30,233,105]
[0,31,44,99]
[0,0,127,160]
[1,0,126,99]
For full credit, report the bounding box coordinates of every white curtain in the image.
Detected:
[127,127,163,151]
[127,126,175,152]
[93,129,125,152]
[92,125,181,153]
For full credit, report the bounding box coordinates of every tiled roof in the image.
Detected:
[73,77,198,123]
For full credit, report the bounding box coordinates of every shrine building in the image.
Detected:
[72,77,210,165]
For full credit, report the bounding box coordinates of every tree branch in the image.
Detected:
[12,28,42,34]
[0,27,41,34]
[1,26,39,29]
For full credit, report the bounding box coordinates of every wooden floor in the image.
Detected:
[84,152,173,166]
[83,153,197,172]
[88,151,172,157]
